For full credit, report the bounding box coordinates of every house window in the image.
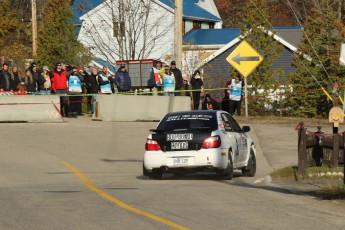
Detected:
[201,22,209,29]
[185,20,193,33]
[113,21,125,37]
[209,23,215,29]
[193,21,201,29]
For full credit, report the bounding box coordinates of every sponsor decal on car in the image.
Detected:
[166,133,193,141]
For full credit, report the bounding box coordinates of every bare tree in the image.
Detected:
[79,0,173,64]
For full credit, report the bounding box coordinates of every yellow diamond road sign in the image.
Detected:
[226,40,264,77]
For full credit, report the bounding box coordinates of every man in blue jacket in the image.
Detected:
[115,64,131,92]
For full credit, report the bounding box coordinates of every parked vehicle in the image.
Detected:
[143,110,256,179]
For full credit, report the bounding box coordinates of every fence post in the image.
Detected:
[298,128,307,174]
[333,134,339,167]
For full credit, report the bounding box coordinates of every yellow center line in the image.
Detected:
[63,161,189,230]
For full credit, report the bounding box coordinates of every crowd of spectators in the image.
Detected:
[0,61,132,117]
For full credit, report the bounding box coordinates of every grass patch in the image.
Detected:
[270,166,296,179]
[270,166,344,180]
[306,166,343,175]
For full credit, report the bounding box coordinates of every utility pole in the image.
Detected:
[174,0,182,67]
[32,0,38,57]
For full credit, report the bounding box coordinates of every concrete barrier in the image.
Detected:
[92,95,192,121]
[0,95,63,122]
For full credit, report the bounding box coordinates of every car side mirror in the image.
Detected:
[242,126,250,133]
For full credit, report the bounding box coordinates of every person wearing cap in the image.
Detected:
[115,64,131,92]
[170,61,183,96]
[51,62,69,117]
[38,65,52,95]
[160,64,175,96]
[148,59,162,94]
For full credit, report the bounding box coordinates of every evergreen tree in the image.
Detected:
[37,0,90,68]
[238,0,284,115]
[286,0,345,118]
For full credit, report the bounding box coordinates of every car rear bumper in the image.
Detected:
[144,148,228,172]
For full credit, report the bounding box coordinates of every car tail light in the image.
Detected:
[202,135,221,149]
[145,139,161,151]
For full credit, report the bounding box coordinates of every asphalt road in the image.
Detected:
[1,118,345,230]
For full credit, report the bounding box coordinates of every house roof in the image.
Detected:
[73,0,220,22]
[273,26,303,48]
[159,0,221,21]
[183,28,241,46]
[72,0,104,25]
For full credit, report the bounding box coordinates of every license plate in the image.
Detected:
[171,141,188,150]
[173,157,189,165]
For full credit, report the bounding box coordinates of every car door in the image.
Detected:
[220,113,241,164]
[227,115,248,163]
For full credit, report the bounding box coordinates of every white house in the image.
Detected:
[74,0,224,68]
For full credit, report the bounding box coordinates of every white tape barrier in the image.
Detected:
[93,95,192,121]
[0,95,62,122]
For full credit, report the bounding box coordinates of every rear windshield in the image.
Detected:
[157,114,218,131]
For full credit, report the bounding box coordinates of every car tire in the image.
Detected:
[242,148,256,177]
[143,163,149,176]
[220,151,233,180]
[149,170,163,179]
[173,172,186,178]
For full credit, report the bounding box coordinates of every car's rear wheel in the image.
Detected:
[148,170,163,179]
[143,163,149,176]
[173,172,186,177]
[242,148,256,177]
[220,151,233,180]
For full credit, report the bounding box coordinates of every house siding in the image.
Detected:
[199,44,295,100]
[77,0,174,64]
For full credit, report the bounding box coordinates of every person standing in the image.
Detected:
[229,73,243,116]
[67,67,84,118]
[148,59,162,94]
[180,76,191,97]
[221,89,230,113]
[329,97,344,134]
[24,69,37,94]
[84,68,100,113]
[98,68,113,94]
[39,66,52,95]
[0,63,11,92]
[100,66,115,93]
[170,61,182,96]
[190,70,203,110]
[161,64,175,96]
[10,66,21,91]
[115,64,131,93]
[51,62,68,117]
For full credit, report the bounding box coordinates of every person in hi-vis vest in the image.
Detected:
[229,72,243,116]
[67,66,84,118]
[160,64,175,96]
[98,71,113,94]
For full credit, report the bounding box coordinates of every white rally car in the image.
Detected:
[143,110,256,179]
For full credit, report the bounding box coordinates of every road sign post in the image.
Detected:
[226,40,263,117]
